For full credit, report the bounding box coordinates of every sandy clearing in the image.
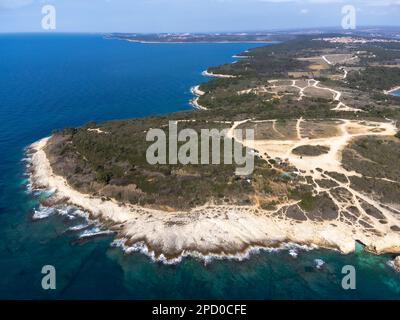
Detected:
[231,118,400,249]
[87,128,109,134]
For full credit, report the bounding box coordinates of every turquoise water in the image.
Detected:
[0,34,399,300]
[392,89,400,97]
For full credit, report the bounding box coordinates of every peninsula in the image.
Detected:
[28,34,400,262]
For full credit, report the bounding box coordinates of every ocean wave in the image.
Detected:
[68,223,90,231]
[110,238,319,265]
[289,249,298,258]
[32,206,57,220]
[58,206,88,220]
[21,157,32,164]
[30,197,90,225]
[25,159,100,237]
[78,226,114,239]
[386,260,400,273]
[31,199,107,240]
[314,258,326,269]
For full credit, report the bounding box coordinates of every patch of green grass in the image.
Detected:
[299,192,317,211]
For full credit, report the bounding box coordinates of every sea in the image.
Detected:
[0,34,399,300]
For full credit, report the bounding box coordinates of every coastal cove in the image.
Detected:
[0,34,399,299]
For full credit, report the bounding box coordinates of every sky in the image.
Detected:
[0,0,400,33]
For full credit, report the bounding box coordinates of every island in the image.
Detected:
[28,34,400,263]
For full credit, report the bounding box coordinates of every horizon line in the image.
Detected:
[1,24,400,35]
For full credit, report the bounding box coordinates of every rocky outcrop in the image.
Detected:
[392,256,400,272]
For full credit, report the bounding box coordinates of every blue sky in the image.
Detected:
[1,0,400,33]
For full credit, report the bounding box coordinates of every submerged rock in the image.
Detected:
[393,256,400,272]
[314,259,325,270]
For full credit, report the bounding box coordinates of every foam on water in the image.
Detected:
[79,226,114,239]
[32,206,57,220]
[314,258,326,270]
[289,249,298,258]
[110,238,318,265]
[68,223,90,231]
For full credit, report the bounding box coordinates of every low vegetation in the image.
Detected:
[46,35,400,213]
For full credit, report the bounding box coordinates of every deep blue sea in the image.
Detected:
[0,34,399,300]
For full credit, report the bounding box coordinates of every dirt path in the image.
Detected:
[229,118,399,237]
[239,54,362,112]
